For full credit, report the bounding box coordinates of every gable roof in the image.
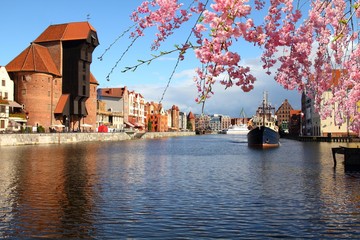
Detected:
[188,111,195,119]
[6,43,60,76]
[34,22,96,43]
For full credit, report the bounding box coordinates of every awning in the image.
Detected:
[9,101,22,108]
[134,122,144,127]
[9,117,27,123]
[129,119,144,128]
[51,124,65,128]
[124,121,135,127]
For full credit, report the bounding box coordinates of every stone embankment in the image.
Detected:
[0,131,196,146]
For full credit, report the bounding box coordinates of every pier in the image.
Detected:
[297,136,359,143]
[332,146,360,168]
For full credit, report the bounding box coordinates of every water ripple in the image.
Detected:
[0,136,359,238]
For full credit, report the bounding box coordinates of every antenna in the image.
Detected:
[86,14,91,21]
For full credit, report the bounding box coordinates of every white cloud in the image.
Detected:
[129,58,302,117]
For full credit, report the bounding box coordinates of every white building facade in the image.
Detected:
[0,66,23,132]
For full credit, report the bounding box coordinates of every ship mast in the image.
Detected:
[263,91,268,127]
[262,92,266,127]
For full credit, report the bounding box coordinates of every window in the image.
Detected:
[0,119,5,128]
[48,91,51,97]
[4,92,8,99]
[22,89,26,95]
[1,80,5,86]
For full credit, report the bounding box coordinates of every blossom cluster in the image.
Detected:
[130,0,360,135]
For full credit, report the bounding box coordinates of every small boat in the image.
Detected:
[247,92,280,148]
[222,124,249,134]
[222,108,249,134]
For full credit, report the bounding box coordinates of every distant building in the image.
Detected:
[289,110,302,136]
[6,22,99,131]
[209,114,221,131]
[128,91,145,129]
[208,114,231,132]
[167,105,179,131]
[301,69,355,137]
[231,108,249,127]
[187,111,195,131]
[275,99,293,133]
[97,87,127,131]
[221,115,231,130]
[195,114,211,133]
[179,111,187,130]
[145,102,168,132]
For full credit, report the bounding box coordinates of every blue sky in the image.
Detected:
[0,0,301,117]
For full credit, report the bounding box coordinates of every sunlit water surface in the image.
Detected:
[0,135,359,239]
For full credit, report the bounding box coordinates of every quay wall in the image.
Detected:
[139,131,195,139]
[0,131,196,146]
[296,136,359,143]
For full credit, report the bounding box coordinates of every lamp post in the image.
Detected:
[25,112,29,133]
[300,112,304,136]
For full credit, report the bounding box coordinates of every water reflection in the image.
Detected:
[0,144,100,238]
[0,136,359,238]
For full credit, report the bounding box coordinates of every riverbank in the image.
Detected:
[0,131,196,146]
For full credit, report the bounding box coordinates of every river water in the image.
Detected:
[0,134,359,239]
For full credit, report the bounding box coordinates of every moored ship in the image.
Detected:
[247,92,279,148]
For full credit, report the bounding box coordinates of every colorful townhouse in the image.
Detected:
[97,87,127,131]
[97,87,147,131]
[128,90,145,129]
[275,99,294,134]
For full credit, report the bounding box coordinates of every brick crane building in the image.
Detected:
[6,22,99,131]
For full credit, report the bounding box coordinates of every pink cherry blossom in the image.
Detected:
[128,0,360,135]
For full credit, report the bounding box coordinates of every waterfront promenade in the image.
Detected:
[0,131,196,146]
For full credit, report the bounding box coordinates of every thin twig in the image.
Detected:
[106,36,139,81]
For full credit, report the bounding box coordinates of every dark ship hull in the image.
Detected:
[247,126,280,148]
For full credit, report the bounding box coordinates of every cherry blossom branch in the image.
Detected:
[123,0,360,134]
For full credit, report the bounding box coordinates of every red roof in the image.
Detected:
[54,94,70,114]
[6,44,60,76]
[188,111,195,119]
[90,72,98,85]
[34,22,96,43]
[98,88,127,98]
